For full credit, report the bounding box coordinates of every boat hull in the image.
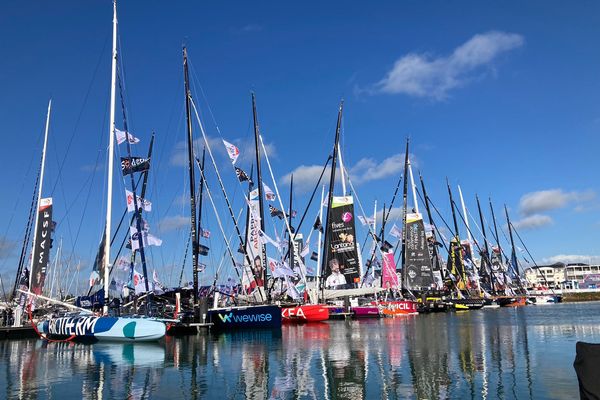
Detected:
[351,306,380,318]
[376,300,419,316]
[207,304,282,331]
[281,304,330,323]
[37,316,166,342]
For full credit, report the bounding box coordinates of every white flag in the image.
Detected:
[389,223,402,239]
[116,256,130,271]
[125,189,152,212]
[130,227,162,250]
[115,128,140,145]
[249,188,259,200]
[300,242,310,258]
[222,139,240,164]
[259,230,281,250]
[357,216,375,226]
[132,270,146,294]
[263,183,276,201]
[89,271,100,288]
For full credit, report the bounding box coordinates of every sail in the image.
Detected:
[30,198,53,295]
[324,196,360,288]
[243,199,264,292]
[381,250,399,289]
[403,212,434,290]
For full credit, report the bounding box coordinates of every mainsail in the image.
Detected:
[30,198,53,295]
[324,196,360,288]
[403,212,434,291]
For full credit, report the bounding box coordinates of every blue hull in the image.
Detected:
[207,305,281,331]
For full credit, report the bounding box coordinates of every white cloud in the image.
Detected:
[157,215,189,233]
[512,214,553,230]
[281,152,410,193]
[373,31,524,100]
[541,254,600,265]
[519,189,595,215]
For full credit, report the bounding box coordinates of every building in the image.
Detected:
[563,263,600,289]
[524,263,565,288]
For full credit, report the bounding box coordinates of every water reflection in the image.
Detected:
[1,303,599,399]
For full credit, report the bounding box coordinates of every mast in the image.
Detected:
[489,199,507,292]
[103,0,117,315]
[320,101,343,294]
[476,195,495,293]
[420,173,442,279]
[457,185,472,244]
[400,139,410,291]
[288,175,294,274]
[447,180,466,286]
[315,185,325,279]
[28,99,52,294]
[252,93,268,294]
[183,46,200,311]
[504,205,521,287]
[408,159,419,214]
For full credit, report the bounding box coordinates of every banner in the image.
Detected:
[121,157,150,176]
[30,198,53,295]
[382,250,399,289]
[324,196,360,287]
[403,212,434,290]
[222,139,240,164]
[129,227,162,251]
[243,199,264,292]
[115,128,140,145]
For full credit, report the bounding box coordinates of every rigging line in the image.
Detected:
[49,33,110,196]
[212,207,244,289]
[417,190,452,255]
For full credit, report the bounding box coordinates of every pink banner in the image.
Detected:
[382,251,398,289]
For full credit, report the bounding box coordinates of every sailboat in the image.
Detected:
[36,1,165,341]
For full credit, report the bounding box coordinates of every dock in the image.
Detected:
[0,326,37,340]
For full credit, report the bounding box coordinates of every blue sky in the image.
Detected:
[1,1,599,290]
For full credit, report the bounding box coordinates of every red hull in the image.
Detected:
[281,304,330,323]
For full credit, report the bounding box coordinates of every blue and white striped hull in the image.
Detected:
[37,316,166,342]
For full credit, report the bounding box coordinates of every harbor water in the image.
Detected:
[1,302,598,399]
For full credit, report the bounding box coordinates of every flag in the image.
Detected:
[222,139,240,164]
[132,270,146,294]
[289,209,297,218]
[199,227,211,238]
[263,184,276,201]
[357,216,375,226]
[269,204,284,219]
[89,271,100,288]
[115,256,130,271]
[130,227,162,250]
[115,128,140,145]
[121,157,150,176]
[235,167,252,184]
[313,216,323,233]
[300,243,310,258]
[197,244,209,256]
[389,223,402,239]
[198,263,206,272]
[259,230,281,250]
[125,189,152,212]
[310,251,318,261]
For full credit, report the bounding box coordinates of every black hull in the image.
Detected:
[207,304,281,331]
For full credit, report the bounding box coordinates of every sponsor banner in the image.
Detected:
[208,305,281,330]
[243,199,264,291]
[121,157,150,176]
[382,250,399,289]
[324,196,360,286]
[30,198,53,295]
[404,212,434,290]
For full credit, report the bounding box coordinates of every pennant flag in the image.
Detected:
[115,128,140,145]
[300,243,310,258]
[125,189,152,212]
[121,157,150,176]
[115,256,130,271]
[132,270,146,295]
[249,188,259,200]
[198,263,206,272]
[313,216,323,233]
[89,271,100,288]
[235,167,253,184]
[269,204,285,219]
[310,251,318,261]
[289,209,297,218]
[197,244,209,256]
[389,223,402,239]
[259,230,281,250]
[357,216,375,226]
[270,258,295,278]
[199,227,211,238]
[237,243,245,254]
[263,184,276,201]
[222,139,240,164]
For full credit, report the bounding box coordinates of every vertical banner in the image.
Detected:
[382,250,399,289]
[404,213,434,290]
[30,198,53,295]
[243,199,264,292]
[324,196,360,287]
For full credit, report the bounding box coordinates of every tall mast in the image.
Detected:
[320,101,343,289]
[400,139,410,290]
[447,180,466,285]
[252,93,268,291]
[182,47,200,310]
[420,173,442,279]
[408,159,419,214]
[489,198,507,291]
[28,99,51,294]
[103,0,118,315]
[504,205,521,280]
[458,185,472,244]
[476,195,495,293]
[315,185,325,279]
[288,175,294,271]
